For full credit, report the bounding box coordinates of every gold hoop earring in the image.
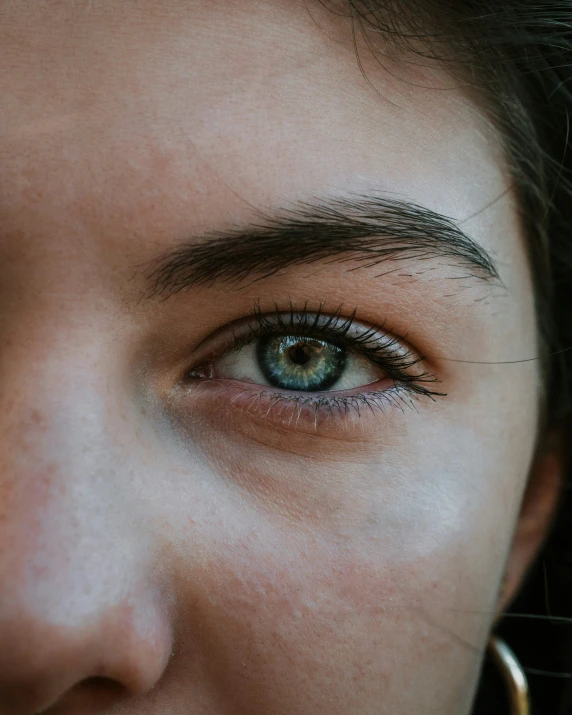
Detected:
[488,636,531,715]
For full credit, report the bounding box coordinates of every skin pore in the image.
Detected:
[0,1,561,714]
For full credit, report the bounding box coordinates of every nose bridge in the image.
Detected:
[0,314,172,713]
[0,294,133,487]
[0,316,123,576]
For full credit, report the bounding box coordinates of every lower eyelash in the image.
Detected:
[262,385,435,416]
[214,379,439,425]
[263,392,404,423]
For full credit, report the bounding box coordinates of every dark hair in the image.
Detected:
[330,1,572,712]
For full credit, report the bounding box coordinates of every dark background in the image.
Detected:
[474,480,572,714]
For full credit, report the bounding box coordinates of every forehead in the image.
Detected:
[0,0,532,338]
[0,1,506,218]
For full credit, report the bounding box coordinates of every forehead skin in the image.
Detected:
[0,2,539,715]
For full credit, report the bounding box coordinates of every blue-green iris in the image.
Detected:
[256,335,346,391]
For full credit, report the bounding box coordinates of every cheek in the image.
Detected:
[174,527,484,715]
[161,463,510,715]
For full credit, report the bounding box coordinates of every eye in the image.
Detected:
[183,304,444,400]
[181,306,444,427]
[210,334,383,393]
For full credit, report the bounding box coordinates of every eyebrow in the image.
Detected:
[145,194,500,297]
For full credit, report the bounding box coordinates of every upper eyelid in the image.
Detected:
[242,309,419,363]
[192,308,407,363]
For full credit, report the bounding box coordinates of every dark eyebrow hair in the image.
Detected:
[145,194,500,297]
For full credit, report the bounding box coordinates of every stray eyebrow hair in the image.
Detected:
[145,195,500,297]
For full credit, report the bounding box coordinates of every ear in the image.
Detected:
[497,430,565,613]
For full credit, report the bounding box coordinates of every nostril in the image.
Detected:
[76,676,125,693]
[41,677,128,714]
[77,676,127,700]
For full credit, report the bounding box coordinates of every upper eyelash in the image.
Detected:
[220,300,446,401]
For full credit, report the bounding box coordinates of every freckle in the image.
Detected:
[31,409,42,425]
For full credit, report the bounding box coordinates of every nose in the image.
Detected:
[0,590,172,715]
[0,344,173,714]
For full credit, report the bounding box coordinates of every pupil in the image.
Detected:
[257,335,346,392]
[288,342,314,366]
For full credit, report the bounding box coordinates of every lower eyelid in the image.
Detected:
[176,363,444,440]
[180,378,417,436]
[186,371,400,406]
